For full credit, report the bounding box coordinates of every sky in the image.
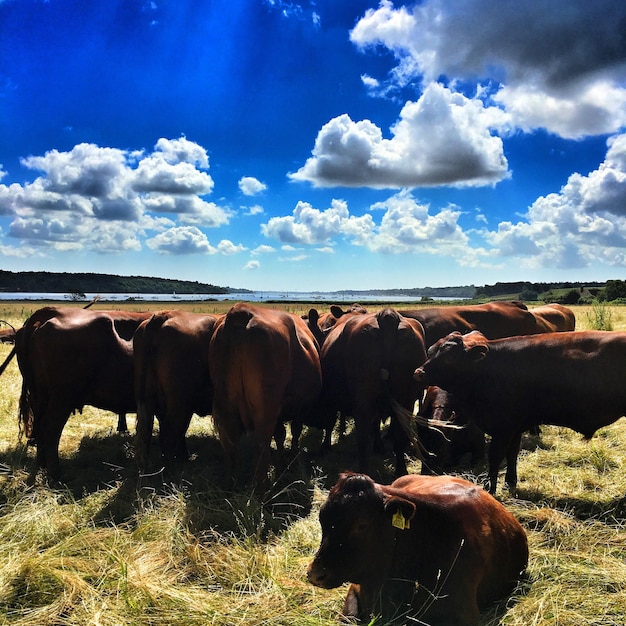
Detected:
[1,0,626,292]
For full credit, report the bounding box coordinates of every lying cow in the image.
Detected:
[12,306,151,480]
[400,300,565,348]
[307,472,528,625]
[315,308,427,476]
[418,385,485,474]
[530,303,576,332]
[133,310,221,468]
[209,302,322,488]
[414,329,626,493]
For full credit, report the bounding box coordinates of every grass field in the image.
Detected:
[0,301,624,625]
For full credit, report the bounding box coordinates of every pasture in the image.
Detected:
[0,301,624,625]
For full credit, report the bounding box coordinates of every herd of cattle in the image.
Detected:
[4,298,625,624]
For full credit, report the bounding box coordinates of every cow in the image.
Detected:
[307,472,528,626]
[12,306,152,480]
[208,302,322,488]
[399,300,553,348]
[414,329,626,493]
[530,303,576,332]
[302,303,367,347]
[315,308,427,477]
[418,385,485,474]
[133,310,221,469]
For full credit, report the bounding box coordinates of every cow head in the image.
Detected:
[307,472,416,589]
[413,331,489,388]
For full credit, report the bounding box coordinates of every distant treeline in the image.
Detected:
[333,285,476,299]
[0,270,240,295]
[475,281,606,298]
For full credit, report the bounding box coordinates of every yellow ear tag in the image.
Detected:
[392,510,409,530]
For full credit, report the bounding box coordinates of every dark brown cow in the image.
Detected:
[208,302,322,487]
[316,308,427,476]
[133,310,221,468]
[418,385,485,474]
[400,300,547,348]
[307,472,528,626]
[414,329,626,493]
[13,306,151,480]
[530,303,576,332]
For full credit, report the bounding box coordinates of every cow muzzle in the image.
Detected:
[306,561,334,589]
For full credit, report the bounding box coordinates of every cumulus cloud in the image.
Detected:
[146,226,217,255]
[251,244,276,255]
[350,0,626,138]
[261,191,471,259]
[290,83,509,188]
[0,137,233,254]
[238,176,267,196]
[217,239,247,255]
[483,132,626,269]
[244,260,260,270]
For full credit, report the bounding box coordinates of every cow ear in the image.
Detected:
[384,496,416,530]
[466,343,488,362]
[330,305,345,318]
[307,308,319,325]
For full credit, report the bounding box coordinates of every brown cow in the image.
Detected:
[307,472,528,626]
[530,303,576,332]
[315,308,427,476]
[133,310,221,469]
[414,329,626,493]
[208,302,322,488]
[400,300,548,348]
[13,306,151,480]
[302,303,367,347]
[418,385,485,474]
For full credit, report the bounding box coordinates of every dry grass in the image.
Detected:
[0,302,625,625]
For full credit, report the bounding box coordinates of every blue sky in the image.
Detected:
[1,0,625,292]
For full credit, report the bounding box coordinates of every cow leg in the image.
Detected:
[37,407,69,481]
[134,402,155,470]
[486,435,510,494]
[252,427,274,491]
[354,409,373,474]
[273,421,286,453]
[389,417,409,477]
[289,419,302,452]
[117,412,128,433]
[169,411,192,463]
[504,432,522,493]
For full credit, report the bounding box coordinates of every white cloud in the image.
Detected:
[261,191,472,260]
[244,260,260,270]
[245,204,264,216]
[217,239,247,255]
[238,176,267,196]
[146,226,217,255]
[262,198,363,244]
[290,82,509,188]
[350,0,626,139]
[0,137,229,253]
[252,244,276,255]
[483,133,626,269]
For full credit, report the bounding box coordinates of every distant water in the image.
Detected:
[0,291,464,303]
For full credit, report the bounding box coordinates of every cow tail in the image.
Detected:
[134,314,161,468]
[14,324,35,440]
[377,308,400,386]
[390,398,432,463]
[18,379,34,440]
[377,309,432,464]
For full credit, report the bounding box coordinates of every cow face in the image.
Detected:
[414,331,489,388]
[307,473,416,589]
